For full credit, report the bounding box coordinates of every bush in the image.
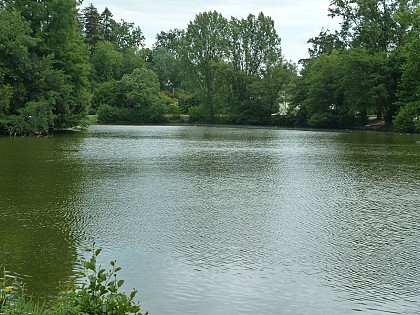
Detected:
[97,104,166,124]
[188,104,207,123]
[393,104,419,133]
[307,112,339,129]
[1,248,147,315]
[0,101,54,136]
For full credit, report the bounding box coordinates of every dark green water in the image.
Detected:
[1,125,419,314]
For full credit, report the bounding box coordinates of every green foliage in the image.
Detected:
[97,104,166,124]
[5,0,420,131]
[308,112,339,129]
[1,249,147,315]
[90,41,123,82]
[341,48,391,124]
[0,85,13,115]
[300,53,343,116]
[393,103,419,133]
[91,81,118,112]
[188,105,208,123]
[114,20,145,51]
[95,68,166,123]
[326,0,408,53]
[181,11,229,119]
[148,47,181,91]
[55,247,145,315]
[82,4,104,47]
[396,36,420,119]
[100,7,117,43]
[1,267,45,315]
[15,101,54,135]
[0,0,91,135]
[298,0,420,132]
[176,10,295,124]
[121,49,145,75]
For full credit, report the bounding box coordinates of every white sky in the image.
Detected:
[87,0,340,64]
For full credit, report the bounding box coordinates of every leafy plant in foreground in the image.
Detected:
[0,267,44,315]
[55,247,147,315]
[1,248,147,315]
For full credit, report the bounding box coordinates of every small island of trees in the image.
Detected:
[0,0,419,135]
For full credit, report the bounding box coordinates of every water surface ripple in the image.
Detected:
[1,125,419,314]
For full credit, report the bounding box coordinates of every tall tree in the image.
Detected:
[114,20,145,51]
[181,11,229,119]
[0,8,37,116]
[228,12,282,76]
[307,28,345,57]
[341,48,390,124]
[327,0,415,52]
[227,12,286,122]
[394,38,420,132]
[41,0,91,128]
[82,3,103,47]
[0,0,91,133]
[154,29,185,56]
[101,7,117,43]
[148,47,181,92]
[97,68,166,123]
[90,41,122,82]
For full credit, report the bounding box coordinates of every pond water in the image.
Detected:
[1,125,419,314]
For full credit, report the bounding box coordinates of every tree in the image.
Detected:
[90,41,123,82]
[328,0,395,52]
[307,28,345,57]
[82,3,103,47]
[154,29,185,56]
[228,13,282,76]
[298,53,345,128]
[0,8,36,118]
[0,0,91,134]
[395,37,420,132]
[148,47,181,92]
[7,0,47,41]
[237,63,296,124]
[101,7,117,43]
[341,48,390,124]
[97,68,166,123]
[226,12,286,123]
[298,0,420,131]
[181,11,229,119]
[40,0,91,128]
[114,20,145,51]
[121,48,145,75]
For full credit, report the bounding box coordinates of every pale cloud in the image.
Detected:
[88,0,340,63]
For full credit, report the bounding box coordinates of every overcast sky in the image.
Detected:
[87,0,340,64]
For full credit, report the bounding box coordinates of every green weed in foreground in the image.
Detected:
[1,248,147,315]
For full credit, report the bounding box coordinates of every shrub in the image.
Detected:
[308,112,339,129]
[0,101,54,135]
[393,104,419,133]
[188,104,207,123]
[1,248,147,315]
[55,247,146,315]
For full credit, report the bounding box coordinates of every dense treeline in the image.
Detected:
[1,0,419,135]
[292,0,420,132]
[91,9,297,126]
[0,0,90,135]
[0,0,296,135]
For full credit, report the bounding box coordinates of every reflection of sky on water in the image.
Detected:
[3,126,419,314]
[76,126,420,314]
